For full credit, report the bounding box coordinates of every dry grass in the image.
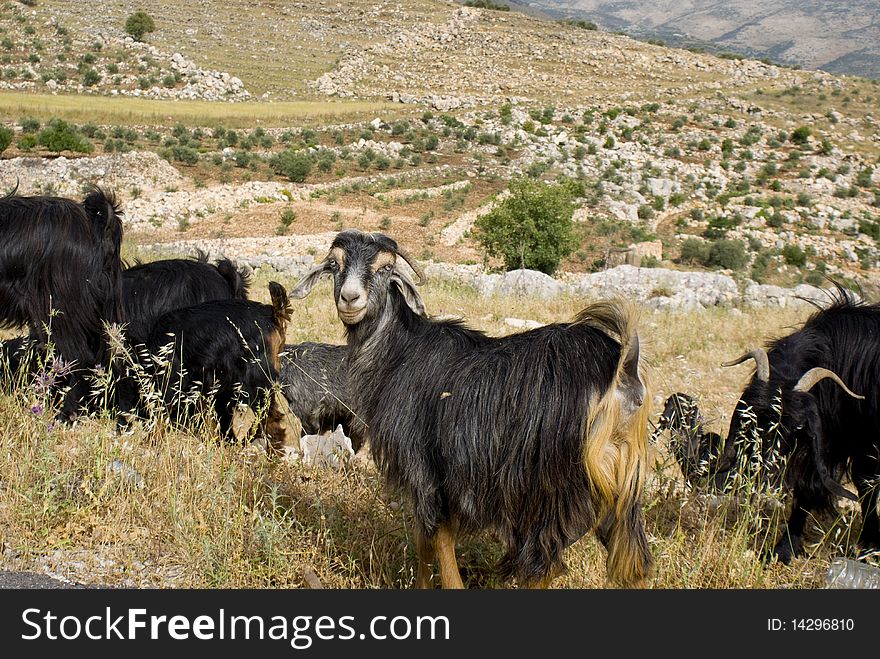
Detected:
[0,91,400,129]
[0,274,859,589]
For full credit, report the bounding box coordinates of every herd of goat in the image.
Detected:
[1,186,879,588]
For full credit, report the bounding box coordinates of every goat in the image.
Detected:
[279,341,366,452]
[2,253,250,401]
[695,284,879,563]
[292,229,653,588]
[123,251,250,348]
[145,282,292,452]
[116,253,251,418]
[657,392,725,489]
[0,186,124,419]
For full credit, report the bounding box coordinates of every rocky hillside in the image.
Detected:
[1,0,879,306]
[528,0,880,79]
[0,2,249,100]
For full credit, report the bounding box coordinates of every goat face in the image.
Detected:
[292,229,426,325]
[718,352,862,500]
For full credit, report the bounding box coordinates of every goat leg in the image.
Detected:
[771,496,807,564]
[434,521,464,589]
[413,523,435,589]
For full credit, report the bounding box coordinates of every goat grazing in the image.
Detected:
[0,186,124,419]
[694,285,879,563]
[279,342,366,452]
[293,229,653,588]
[145,282,292,452]
[657,392,725,489]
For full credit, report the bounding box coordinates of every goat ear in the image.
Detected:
[268,281,292,323]
[291,261,330,299]
[391,267,426,317]
[805,409,859,502]
[617,332,645,410]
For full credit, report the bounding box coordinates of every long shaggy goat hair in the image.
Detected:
[293,229,653,588]
[0,186,124,418]
[123,251,250,348]
[279,341,366,451]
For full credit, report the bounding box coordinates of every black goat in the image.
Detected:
[116,253,251,417]
[293,229,653,588]
[0,187,124,419]
[657,392,725,489]
[146,282,292,452]
[699,285,878,563]
[123,251,250,348]
[279,342,366,451]
[2,253,250,400]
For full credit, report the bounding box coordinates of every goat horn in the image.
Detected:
[793,367,864,399]
[394,245,426,286]
[722,348,770,382]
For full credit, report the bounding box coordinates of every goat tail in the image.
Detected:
[580,299,653,584]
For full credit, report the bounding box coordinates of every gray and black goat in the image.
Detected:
[292,229,654,588]
[279,341,366,452]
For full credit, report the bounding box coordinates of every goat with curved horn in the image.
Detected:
[700,283,880,565]
[722,347,770,382]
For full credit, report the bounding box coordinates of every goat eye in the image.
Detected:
[383,264,393,272]
[328,259,338,269]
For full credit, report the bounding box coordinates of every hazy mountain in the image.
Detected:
[525,1,880,78]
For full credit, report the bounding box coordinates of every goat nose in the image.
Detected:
[340,288,362,305]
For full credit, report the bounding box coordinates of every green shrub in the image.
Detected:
[17,134,37,151]
[171,144,199,165]
[472,178,576,274]
[233,151,251,168]
[280,208,296,226]
[125,11,156,41]
[19,116,40,133]
[464,0,510,10]
[637,204,654,220]
[796,192,812,207]
[856,167,874,188]
[782,244,806,267]
[37,118,93,153]
[82,67,100,86]
[789,126,811,145]
[679,238,711,265]
[0,125,12,153]
[707,239,747,270]
[269,149,311,182]
[860,218,880,241]
[702,214,740,238]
